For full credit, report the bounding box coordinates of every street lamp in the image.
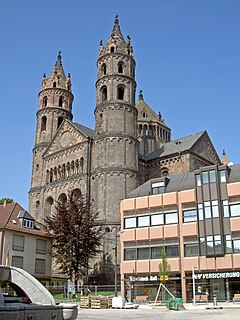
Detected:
[192,266,196,306]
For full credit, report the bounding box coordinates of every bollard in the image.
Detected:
[213,294,217,306]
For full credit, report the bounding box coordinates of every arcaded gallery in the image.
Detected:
[120,164,240,302]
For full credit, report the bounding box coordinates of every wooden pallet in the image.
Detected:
[80,296,90,308]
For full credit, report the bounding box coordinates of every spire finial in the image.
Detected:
[139,89,143,100]
[55,49,62,67]
[115,13,119,25]
[221,149,230,165]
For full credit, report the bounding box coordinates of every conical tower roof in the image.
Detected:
[136,90,170,129]
[99,15,133,57]
[41,51,72,92]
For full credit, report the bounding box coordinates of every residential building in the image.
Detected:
[0,201,53,287]
[120,163,240,302]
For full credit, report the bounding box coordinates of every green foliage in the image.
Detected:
[159,248,171,284]
[44,191,102,282]
[0,198,13,205]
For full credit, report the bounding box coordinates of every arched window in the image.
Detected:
[101,86,107,102]
[72,188,81,200]
[102,63,107,75]
[41,116,47,132]
[57,116,63,129]
[139,124,142,135]
[53,82,56,88]
[42,96,48,107]
[117,86,124,100]
[58,193,67,203]
[44,197,54,218]
[80,157,84,173]
[110,46,114,53]
[161,169,169,177]
[50,168,53,183]
[59,96,63,107]
[118,62,124,73]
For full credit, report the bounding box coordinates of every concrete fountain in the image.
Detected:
[0,265,78,320]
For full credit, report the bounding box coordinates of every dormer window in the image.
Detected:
[110,46,115,53]
[53,82,56,88]
[23,219,34,229]
[152,181,165,194]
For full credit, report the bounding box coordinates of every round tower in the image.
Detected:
[92,15,139,225]
[29,52,74,219]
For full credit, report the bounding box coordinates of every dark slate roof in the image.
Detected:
[127,171,195,198]
[229,164,240,183]
[73,123,95,138]
[18,210,35,221]
[145,131,206,161]
[127,164,240,199]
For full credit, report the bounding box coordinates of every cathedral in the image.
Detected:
[29,16,220,272]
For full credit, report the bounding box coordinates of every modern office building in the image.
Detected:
[120,163,240,302]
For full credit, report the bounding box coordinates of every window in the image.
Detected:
[138,216,150,227]
[41,116,47,132]
[220,170,226,183]
[110,46,114,52]
[151,214,164,226]
[12,256,23,269]
[36,239,47,254]
[42,96,47,107]
[101,86,107,101]
[57,116,63,129]
[151,246,162,259]
[124,249,136,260]
[212,200,219,218]
[59,96,63,107]
[198,204,203,220]
[206,236,214,255]
[230,204,240,217]
[200,237,206,255]
[166,245,179,257]
[12,235,24,251]
[117,86,124,100]
[137,247,150,260]
[225,235,232,253]
[118,62,123,73]
[53,82,56,87]
[23,219,34,228]
[102,63,107,75]
[202,171,209,184]
[209,170,216,183]
[183,209,197,223]
[204,201,211,219]
[124,217,136,229]
[223,200,229,217]
[196,174,201,187]
[214,235,222,254]
[35,259,46,274]
[233,239,240,253]
[165,212,178,224]
[152,182,164,194]
[184,240,199,257]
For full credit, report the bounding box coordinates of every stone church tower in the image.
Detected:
[91,15,138,226]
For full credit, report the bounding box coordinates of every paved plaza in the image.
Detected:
[76,304,240,320]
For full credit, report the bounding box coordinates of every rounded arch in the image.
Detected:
[42,96,48,107]
[58,193,67,203]
[59,96,64,107]
[80,157,84,173]
[100,85,107,102]
[102,63,107,75]
[57,116,63,129]
[117,85,125,100]
[118,61,124,74]
[44,196,54,217]
[72,188,81,200]
[41,116,47,132]
[160,168,169,177]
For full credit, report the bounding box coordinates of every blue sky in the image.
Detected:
[1,0,240,209]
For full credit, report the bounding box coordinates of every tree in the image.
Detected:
[0,198,13,205]
[159,248,171,284]
[44,190,102,284]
